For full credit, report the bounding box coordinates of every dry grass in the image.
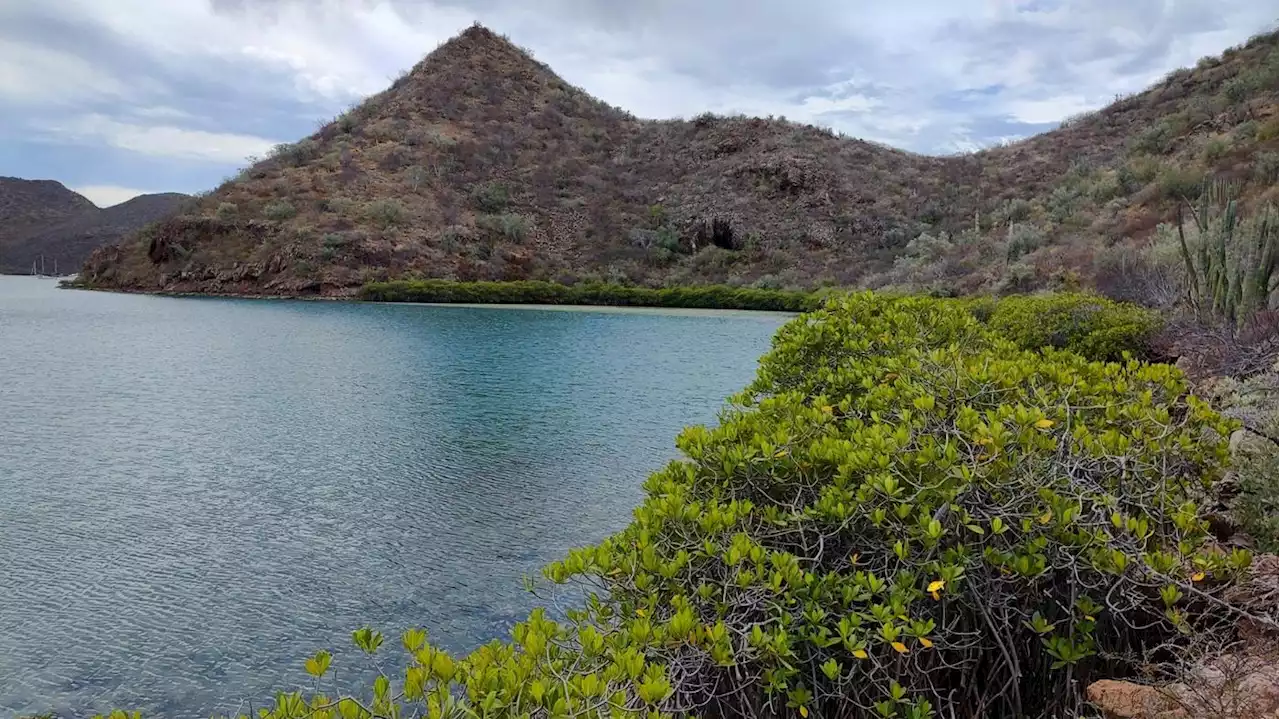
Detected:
[79,24,1279,297]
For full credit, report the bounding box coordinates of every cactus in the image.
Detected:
[1176,179,1278,326]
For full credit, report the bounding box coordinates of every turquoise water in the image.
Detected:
[0,277,790,718]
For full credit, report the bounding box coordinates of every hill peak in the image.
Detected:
[77,28,1278,298]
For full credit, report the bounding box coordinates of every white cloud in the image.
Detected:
[48,0,469,104]
[0,39,129,106]
[71,184,157,208]
[45,114,280,164]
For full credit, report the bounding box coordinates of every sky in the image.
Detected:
[1,0,1275,208]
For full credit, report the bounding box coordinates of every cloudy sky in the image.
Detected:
[1,0,1275,207]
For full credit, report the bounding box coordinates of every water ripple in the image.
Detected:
[0,278,788,718]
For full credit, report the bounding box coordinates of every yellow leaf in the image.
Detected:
[1035,418,1055,429]
[850,553,860,566]
[774,449,789,458]
[891,642,909,654]
[821,405,834,414]
[919,637,934,649]
[930,589,940,601]
[852,649,868,659]
[1192,572,1206,582]
[1084,615,1096,621]
[635,608,646,617]
[927,580,946,593]
[1039,511,1052,524]
[799,707,809,718]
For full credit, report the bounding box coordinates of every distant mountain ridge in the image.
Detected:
[0,178,190,274]
[77,24,1278,296]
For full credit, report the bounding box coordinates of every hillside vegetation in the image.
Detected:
[77,26,1278,298]
[0,178,190,274]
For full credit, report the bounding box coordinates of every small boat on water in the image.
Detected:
[30,255,57,278]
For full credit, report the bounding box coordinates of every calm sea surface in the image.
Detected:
[0,277,789,718]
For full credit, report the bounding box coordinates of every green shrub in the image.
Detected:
[1156,165,1206,202]
[261,200,296,222]
[1133,123,1175,155]
[365,199,407,229]
[983,293,1162,360]
[1005,223,1045,261]
[213,202,238,221]
[271,139,320,167]
[1257,117,1279,144]
[1252,150,1277,184]
[1235,433,1279,554]
[475,213,528,242]
[1202,136,1230,162]
[471,182,510,213]
[1204,366,1279,553]
[360,279,819,312]
[405,165,430,191]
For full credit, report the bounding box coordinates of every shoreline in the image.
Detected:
[57,279,820,313]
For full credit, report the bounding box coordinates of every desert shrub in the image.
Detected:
[475,213,528,242]
[1251,150,1277,184]
[1093,230,1188,308]
[992,198,1034,225]
[997,260,1038,294]
[271,139,320,167]
[1156,165,1206,202]
[1133,123,1175,155]
[1047,184,1087,224]
[471,182,510,213]
[405,165,430,191]
[1234,436,1279,554]
[1222,60,1278,103]
[1256,117,1279,144]
[750,274,783,290]
[892,231,955,286]
[656,228,683,254]
[1005,223,1045,261]
[1202,365,1280,553]
[365,199,407,229]
[1202,136,1231,162]
[985,293,1162,360]
[322,233,349,250]
[213,202,238,221]
[261,200,296,222]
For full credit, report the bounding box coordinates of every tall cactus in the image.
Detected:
[1176,178,1278,326]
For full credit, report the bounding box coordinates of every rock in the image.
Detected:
[1229,428,1248,453]
[1086,679,1184,718]
[1174,654,1278,719]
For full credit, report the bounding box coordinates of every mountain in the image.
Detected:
[78,24,1278,296]
[0,178,191,274]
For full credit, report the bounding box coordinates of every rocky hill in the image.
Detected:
[78,25,1278,296]
[0,179,190,274]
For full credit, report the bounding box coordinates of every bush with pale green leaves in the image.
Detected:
[95,293,1250,719]
[983,292,1161,361]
